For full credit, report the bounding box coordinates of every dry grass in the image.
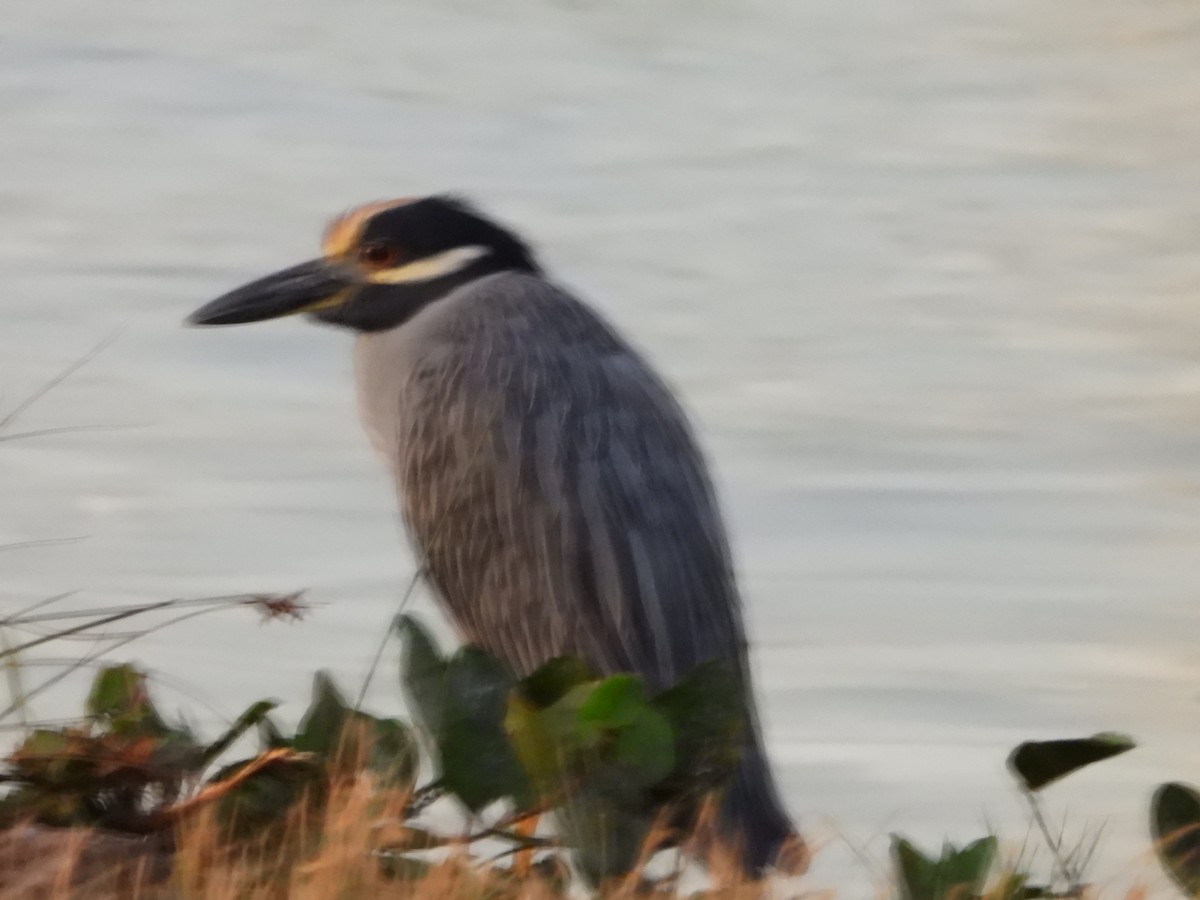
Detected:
[0,771,778,900]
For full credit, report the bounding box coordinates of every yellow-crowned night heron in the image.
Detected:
[188,196,803,874]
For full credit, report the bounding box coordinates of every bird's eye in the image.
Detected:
[358,242,400,269]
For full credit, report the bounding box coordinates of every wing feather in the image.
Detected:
[388,273,748,690]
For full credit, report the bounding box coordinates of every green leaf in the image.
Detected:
[613,707,675,788]
[507,679,630,801]
[436,647,529,810]
[290,672,415,784]
[1152,782,1200,898]
[650,658,745,798]
[505,693,566,793]
[201,700,279,768]
[398,618,530,810]
[941,836,998,896]
[87,664,144,720]
[519,656,594,708]
[557,776,654,886]
[12,729,98,786]
[538,682,605,749]
[1007,732,1135,792]
[891,835,996,900]
[578,675,645,729]
[893,836,942,900]
[86,663,171,735]
[351,712,418,788]
[294,671,351,756]
[211,755,322,835]
[396,615,449,735]
[257,715,290,750]
[16,728,71,758]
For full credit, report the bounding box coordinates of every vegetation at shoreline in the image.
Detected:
[0,588,1194,899]
[0,595,766,897]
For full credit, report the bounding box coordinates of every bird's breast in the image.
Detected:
[354,327,421,465]
[350,272,521,469]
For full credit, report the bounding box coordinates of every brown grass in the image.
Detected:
[0,765,774,900]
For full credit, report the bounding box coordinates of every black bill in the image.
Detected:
[187,258,358,326]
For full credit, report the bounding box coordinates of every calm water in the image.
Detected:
[3,0,1199,890]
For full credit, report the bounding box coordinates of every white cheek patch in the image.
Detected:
[368,245,491,284]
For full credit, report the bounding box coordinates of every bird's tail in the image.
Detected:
[712,732,807,877]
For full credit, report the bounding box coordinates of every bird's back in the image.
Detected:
[354,271,800,870]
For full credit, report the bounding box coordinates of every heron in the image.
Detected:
[188,195,803,875]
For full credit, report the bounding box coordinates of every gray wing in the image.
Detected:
[391,274,749,689]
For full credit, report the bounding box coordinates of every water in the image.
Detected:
[2,0,1199,891]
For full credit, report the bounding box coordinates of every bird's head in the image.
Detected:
[188,195,540,332]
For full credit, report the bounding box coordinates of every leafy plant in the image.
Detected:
[0,660,417,846]
[1007,733,1135,793]
[0,663,270,830]
[395,614,747,885]
[886,732,1136,900]
[398,617,530,811]
[891,835,997,900]
[0,617,752,891]
[1005,732,1136,897]
[209,670,417,835]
